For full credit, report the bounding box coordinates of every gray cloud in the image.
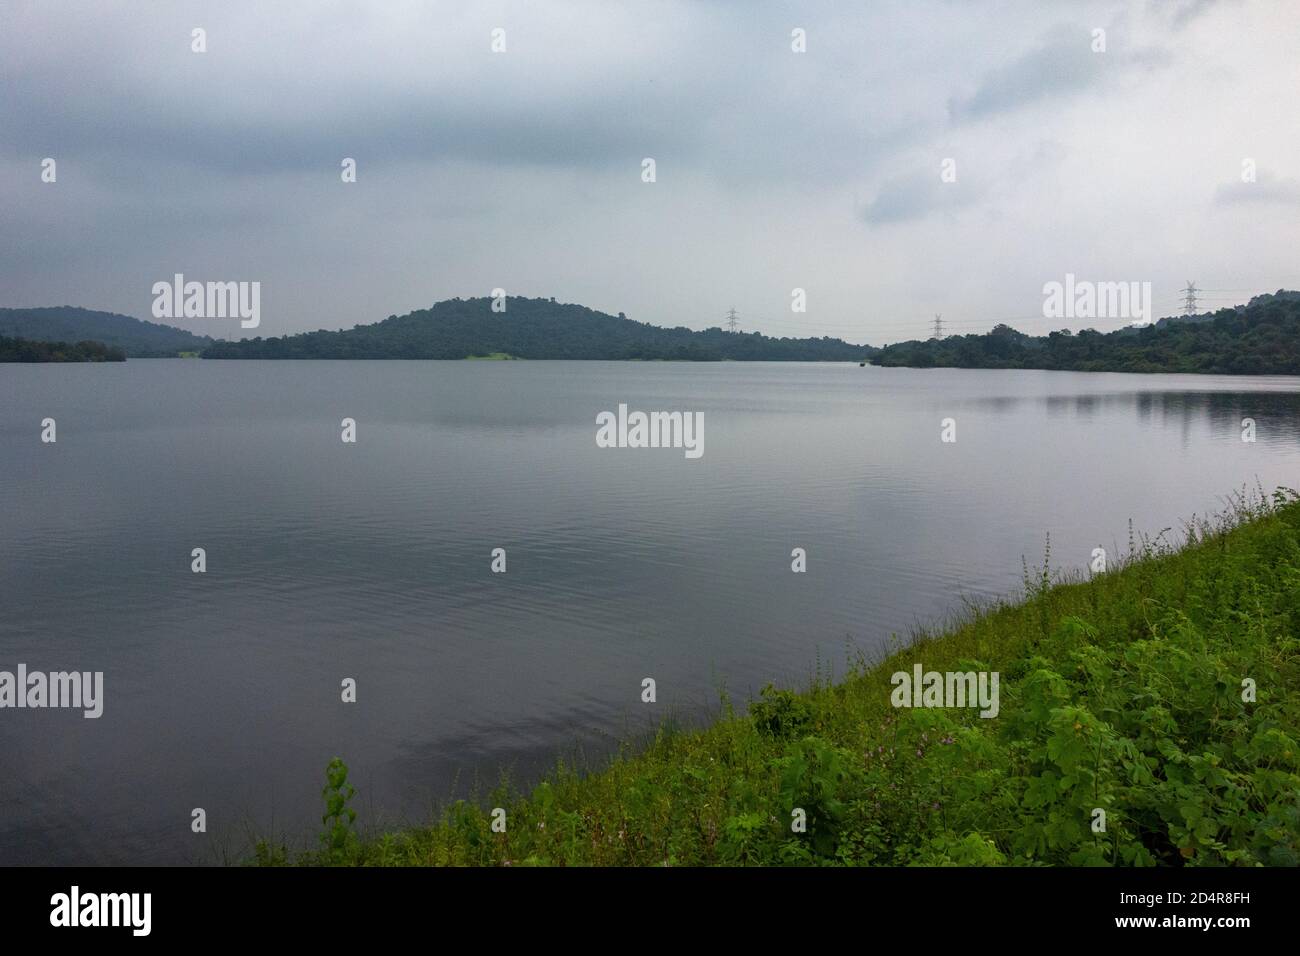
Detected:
[1163,0,1230,29]
[947,24,1170,122]
[949,29,1102,120]
[860,167,985,225]
[1216,171,1300,205]
[1,0,1295,344]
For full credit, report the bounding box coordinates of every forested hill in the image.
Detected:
[0,334,125,362]
[201,297,875,361]
[0,307,212,357]
[872,291,1300,375]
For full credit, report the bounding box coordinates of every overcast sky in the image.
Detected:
[2,0,1298,344]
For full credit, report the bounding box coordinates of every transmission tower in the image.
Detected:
[1181,281,1199,316]
[726,308,739,334]
[932,314,945,340]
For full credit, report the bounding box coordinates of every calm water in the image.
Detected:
[2,360,1299,864]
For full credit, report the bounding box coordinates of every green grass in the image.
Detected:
[261,486,1300,866]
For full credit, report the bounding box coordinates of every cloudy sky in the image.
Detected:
[2,0,1298,344]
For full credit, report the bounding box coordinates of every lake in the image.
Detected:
[2,360,1299,864]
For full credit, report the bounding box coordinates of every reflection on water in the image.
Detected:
[1,362,1298,863]
[1044,389,1300,444]
[966,384,1300,445]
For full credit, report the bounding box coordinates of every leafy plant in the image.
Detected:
[750,684,814,740]
[320,757,358,864]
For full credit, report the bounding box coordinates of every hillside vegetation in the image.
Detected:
[203,296,873,361]
[874,291,1300,374]
[264,487,1300,867]
[0,334,125,362]
[0,306,211,358]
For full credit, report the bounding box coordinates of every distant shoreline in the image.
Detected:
[11,354,1300,376]
[7,289,1299,372]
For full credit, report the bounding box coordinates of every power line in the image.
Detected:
[718,282,1296,341]
[743,313,1038,333]
[726,307,739,334]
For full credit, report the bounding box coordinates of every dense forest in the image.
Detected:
[201,296,875,361]
[872,290,1300,374]
[0,334,125,362]
[0,306,211,357]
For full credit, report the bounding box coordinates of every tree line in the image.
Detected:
[0,334,126,362]
[872,291,1300,375]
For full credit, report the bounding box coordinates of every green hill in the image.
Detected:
[201,297,874,361]
[873,291,1300,374]
[0,306,212,358]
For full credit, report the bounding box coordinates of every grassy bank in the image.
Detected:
[267,487,1300,867]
